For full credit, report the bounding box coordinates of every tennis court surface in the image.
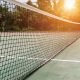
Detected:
[26,37,80,80]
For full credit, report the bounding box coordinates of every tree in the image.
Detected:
[37,0,53,13]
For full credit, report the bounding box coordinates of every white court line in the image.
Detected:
[25,58,80,63]
[51,59,80,63]
[28,58,80,63]
[1,55,80,63]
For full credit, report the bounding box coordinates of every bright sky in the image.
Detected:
[64,0,75,10]
[16,0,37,3]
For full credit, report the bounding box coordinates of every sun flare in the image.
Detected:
[64,0,75,10]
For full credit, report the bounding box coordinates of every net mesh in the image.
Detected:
[0,0,80,80]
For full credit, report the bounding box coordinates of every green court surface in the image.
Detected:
[26,38,80,80]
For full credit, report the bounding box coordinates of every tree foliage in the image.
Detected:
[0,0,80,31]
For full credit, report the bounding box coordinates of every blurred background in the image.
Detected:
[0,0,80,31]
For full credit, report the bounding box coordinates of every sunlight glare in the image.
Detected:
[64,0,75,10]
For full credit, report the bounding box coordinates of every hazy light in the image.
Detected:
[64,0,75,10]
